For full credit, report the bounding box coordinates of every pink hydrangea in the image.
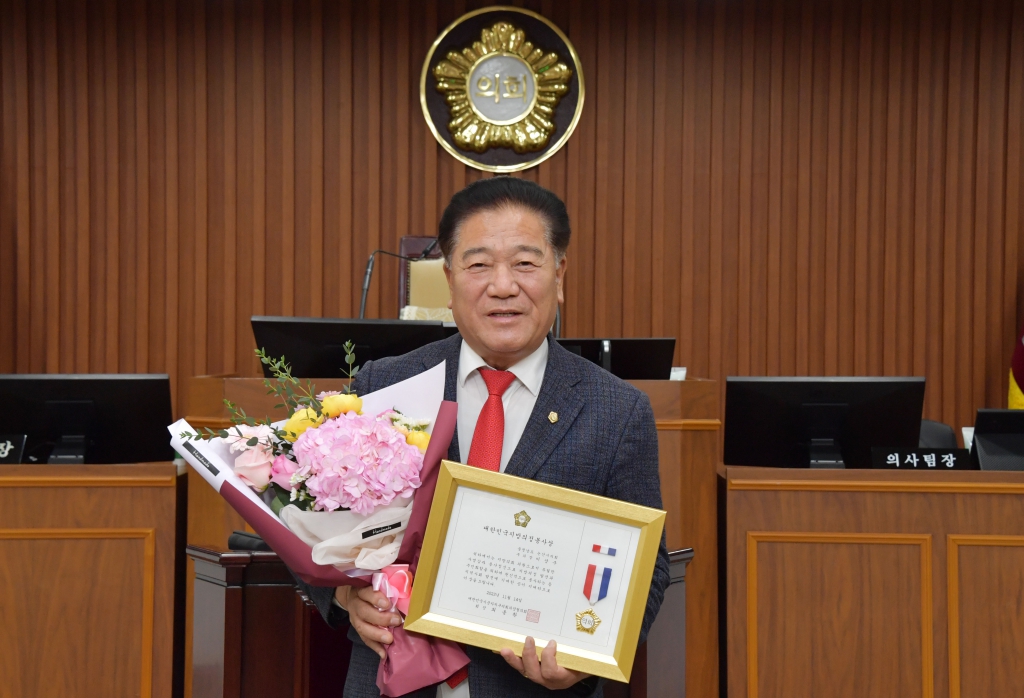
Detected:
[291,411,424,516]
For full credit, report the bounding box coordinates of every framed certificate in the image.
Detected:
[404,461,666,682]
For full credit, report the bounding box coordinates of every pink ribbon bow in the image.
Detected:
[372,564,414,616]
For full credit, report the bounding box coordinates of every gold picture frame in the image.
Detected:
[404,461,665,682]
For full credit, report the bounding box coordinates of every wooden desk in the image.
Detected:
[724,466,1024,698]
[0,463,184,698]
[185,376,720,698]
[187,545,352,698]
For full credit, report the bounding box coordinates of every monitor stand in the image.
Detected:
[808,438,845,469]
[48,435,86,464]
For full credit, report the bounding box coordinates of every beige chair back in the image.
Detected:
[407,258,450,309]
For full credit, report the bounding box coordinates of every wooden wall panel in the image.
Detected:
[1,0,1024,433]
[948,537,1024,698]
[751,536,930,698]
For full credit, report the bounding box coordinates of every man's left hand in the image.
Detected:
[500,636,590,690]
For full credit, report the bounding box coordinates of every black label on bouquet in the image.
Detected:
[362,521,403,539]
[183,442,220,476]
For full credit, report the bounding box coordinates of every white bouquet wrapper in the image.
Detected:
[279,498,414,570]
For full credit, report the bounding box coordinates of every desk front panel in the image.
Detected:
[0,464,181,698]
[725,467,1024,698]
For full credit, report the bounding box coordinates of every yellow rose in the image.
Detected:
[406,431,430,453]
[283,408,323,442]
[321,393,363,418]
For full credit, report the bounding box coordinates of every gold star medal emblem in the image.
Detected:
[514,510,531,528]
[575,609,601,634]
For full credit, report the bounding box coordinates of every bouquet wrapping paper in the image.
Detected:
[169,363,470,693]
[281,500,415,570]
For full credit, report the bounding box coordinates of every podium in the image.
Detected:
[187,545,352,698]
[0,463,185,698]
[724,466,1024,698]
[184,375,720,698]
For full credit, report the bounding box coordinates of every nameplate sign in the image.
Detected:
[871,448,971,470]
[0,435,26,464]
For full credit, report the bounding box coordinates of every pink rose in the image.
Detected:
[270,454,300,490]
[234,446,274,491]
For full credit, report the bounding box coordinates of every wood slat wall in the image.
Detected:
[1,0,1023,434]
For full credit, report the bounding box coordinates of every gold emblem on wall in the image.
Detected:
[421,7,585,173]
[433,21,572,154]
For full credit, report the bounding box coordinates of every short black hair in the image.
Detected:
[437,176,571,264]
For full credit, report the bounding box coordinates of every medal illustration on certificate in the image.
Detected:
[577,542,616,632]
[576,608,601,634]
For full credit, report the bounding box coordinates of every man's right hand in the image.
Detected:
[334,586,402,659]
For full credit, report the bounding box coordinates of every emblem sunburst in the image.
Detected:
[433,22,573,154]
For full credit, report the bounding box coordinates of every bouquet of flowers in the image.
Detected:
[169,346,468,696]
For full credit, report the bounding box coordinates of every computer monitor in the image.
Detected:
[723,376,926,469]
[0,374,173,464]
[970,409,1024,471]
[251,316,458,378]
[556,338,676,380]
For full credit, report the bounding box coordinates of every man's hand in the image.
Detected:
[500,636,590,690]
[334,586,401,659]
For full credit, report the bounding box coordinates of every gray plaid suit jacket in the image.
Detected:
[298,333,671,698]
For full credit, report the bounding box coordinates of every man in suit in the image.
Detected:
[301,177,670,698]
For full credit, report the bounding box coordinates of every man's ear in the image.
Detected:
[555,256,567,305]
[444,262,454,309]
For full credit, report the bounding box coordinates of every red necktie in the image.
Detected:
[447,369,518,688]
[466,368,517,472]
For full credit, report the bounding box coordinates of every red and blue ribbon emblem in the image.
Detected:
[583,563,612,604]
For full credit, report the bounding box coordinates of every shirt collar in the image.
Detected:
[458,338,549,397]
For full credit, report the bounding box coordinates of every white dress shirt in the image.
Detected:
[438,339,549,698]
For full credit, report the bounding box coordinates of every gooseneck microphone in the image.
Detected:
[358,251,379,319]
[357,242,441,319]
[418,238,439,259]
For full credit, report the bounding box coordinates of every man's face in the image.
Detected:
[444,206,566,370]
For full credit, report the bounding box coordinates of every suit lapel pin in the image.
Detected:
[548,411,559,424]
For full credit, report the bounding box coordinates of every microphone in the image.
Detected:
[357,241,438,319]
[358,251,379,319]
[418,238,439,259]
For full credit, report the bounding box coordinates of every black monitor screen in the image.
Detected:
[0,374,173,464]
[970,409,1024,471]
[251,316,457,378]
[556,338,676,380]
[723,376,926,469]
